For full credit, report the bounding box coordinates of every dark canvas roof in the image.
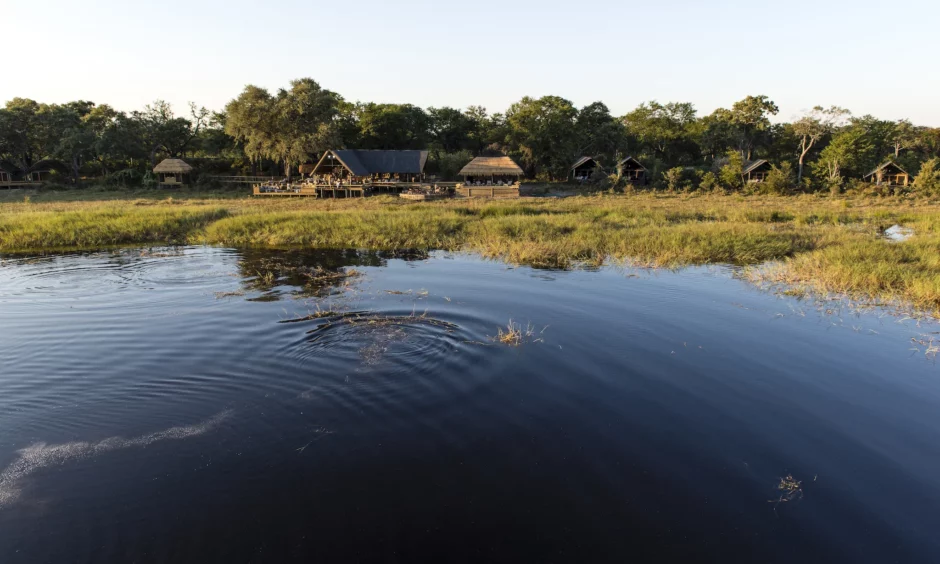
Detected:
[742,159,770,175]
[618,156,646,171]
[571,156,599,170]
[864,160,909,179]
[327,150,429,176]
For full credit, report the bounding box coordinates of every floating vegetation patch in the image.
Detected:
[768,474,805,508]
[489,319,545,347]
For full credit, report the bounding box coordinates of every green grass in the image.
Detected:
[3,188,940,314]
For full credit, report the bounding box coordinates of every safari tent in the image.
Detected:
[742,159,772,183]
[863,161,911,187]
[617,157,647,185]
[571,157,601,181]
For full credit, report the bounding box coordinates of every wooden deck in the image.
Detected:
[456,185,520,199]
[253,182,459,198]
[0,181,43,189]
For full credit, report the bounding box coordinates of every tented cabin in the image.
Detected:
[309,150,429,194]
[571,157,601,181]
[618,157,647,185]
[154,159,194,187]
[742,159,772,183]
[864,161,911,187]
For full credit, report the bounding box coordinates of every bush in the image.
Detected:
[105,168,145,187]
[663,167,686,191]
[698,171,720,192]
[719,151,744,190]
[914,158,940,196]
[757,162,794,195]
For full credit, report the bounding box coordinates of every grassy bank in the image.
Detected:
[2,189,940,314]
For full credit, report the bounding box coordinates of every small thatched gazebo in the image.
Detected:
[458,156,524,186]
[153,159,194,187]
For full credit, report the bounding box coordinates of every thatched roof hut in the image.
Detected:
[153,159,195,174]
[458,156,524,177]
[153,159,194,187]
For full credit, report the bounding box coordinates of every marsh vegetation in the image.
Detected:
[2,191,940,314]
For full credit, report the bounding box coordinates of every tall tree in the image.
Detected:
[272,78,342,177]
[726,95,779,160]
[355,103,430,150]
[505,95,579,179]
[791,106,850,182]
[225,85,277,170]
[427,107,474,153]
[0,98,42,172]
[890,119,918,158]
[622,101,697,164]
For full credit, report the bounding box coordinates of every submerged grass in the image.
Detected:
[3,190,940,314]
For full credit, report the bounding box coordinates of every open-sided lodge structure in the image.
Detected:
[571,157,602,181]
[742,159,772,183]
[864,161,911,187]
[153,159,194,188]
[618,157,647,185]
[456,156,524,198]
[306,149,429,197]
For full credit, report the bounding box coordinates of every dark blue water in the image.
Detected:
[1,247,939,563]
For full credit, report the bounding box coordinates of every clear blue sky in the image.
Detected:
[5,0,938,124]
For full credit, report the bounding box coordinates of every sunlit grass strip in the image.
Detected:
[0,207,228,250]
[3,191,940,314]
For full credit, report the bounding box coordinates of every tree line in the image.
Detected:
[2,78,939,194]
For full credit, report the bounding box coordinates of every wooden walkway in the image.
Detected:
[0,181,43,189]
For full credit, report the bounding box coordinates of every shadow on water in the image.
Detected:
[235,248,431,300]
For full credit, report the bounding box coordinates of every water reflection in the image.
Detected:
[0,247,939,563]
[236,248,430,299]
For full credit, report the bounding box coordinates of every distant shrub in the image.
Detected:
[914,158,940,196]
[719,151,744,190]
[698,171,720,192]
[757,162,794,195]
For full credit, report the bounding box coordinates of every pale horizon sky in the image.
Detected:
[5,0,939,125]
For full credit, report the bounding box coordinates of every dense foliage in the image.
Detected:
[2,79,939,191]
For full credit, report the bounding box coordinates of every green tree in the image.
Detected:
[575,102,627,163]
[355,103,430,150]
[718,150,744,190]
[622,101,697,165]
[913,158,940,196]
[427,107,473,153]
[814,128,872,190]
[271,78,342,177]
[0,98,42,172]
[225,85,277,170]
[726,95,779,159]
[791,106,850,182]
[505,95,579,179]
